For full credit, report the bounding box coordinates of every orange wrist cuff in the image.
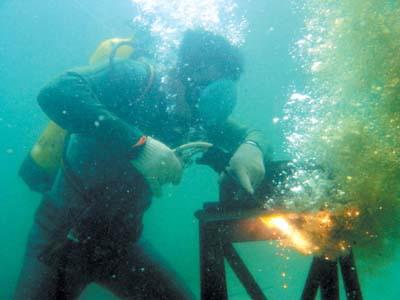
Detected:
[133,136,147,148]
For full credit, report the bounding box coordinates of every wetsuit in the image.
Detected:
[14,60,268,300]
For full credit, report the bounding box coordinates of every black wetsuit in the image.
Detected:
[14,60,268,300]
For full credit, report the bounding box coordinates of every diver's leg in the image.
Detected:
[13,229,89,300]
[97,239,196,300]
[13,236,59,300]
[13,204,89,300]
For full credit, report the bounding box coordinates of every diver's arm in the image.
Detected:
[37,70,143,157]
[208,118,272,160]
[208,118,271,194]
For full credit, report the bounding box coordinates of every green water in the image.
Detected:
[1,1,400,299]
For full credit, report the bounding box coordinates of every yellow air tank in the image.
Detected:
[89,37,134,65]
[30,121,67,175]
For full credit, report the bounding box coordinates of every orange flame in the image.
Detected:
[260,214,318,255]
[259,209,358,257]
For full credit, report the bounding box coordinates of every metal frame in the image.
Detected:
[195,203,363,300]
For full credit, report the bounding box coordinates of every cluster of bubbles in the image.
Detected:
[281,0,400,263]
[130,0,247,65]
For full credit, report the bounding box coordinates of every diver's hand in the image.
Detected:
[131,137,183,197]
[224,142,265,195]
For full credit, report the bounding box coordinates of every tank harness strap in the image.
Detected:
[60,134,89,200]
[137,62,155,102]
[109,40,134,67]
[108,39,156,103]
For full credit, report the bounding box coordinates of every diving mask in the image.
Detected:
[197,79,237,126]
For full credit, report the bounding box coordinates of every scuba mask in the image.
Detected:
[194,79,237,126]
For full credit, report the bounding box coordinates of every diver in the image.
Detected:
[14,29,269,299]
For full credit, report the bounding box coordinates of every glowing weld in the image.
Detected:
[260,215,315,255]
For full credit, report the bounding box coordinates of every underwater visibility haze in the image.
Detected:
[1,0,400,299]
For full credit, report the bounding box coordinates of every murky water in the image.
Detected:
[1,1,400,299]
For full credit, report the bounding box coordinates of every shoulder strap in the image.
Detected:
[136,61,155,102]
[60,134,90,202]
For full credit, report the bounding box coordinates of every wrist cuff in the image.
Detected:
[128,135,148,159]
[244,140,262,152]
[133,136,147,148]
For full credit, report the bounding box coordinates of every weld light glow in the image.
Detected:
[260,214,315,255]
[259,209,360,257]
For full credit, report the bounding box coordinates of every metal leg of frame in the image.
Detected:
[224,243,268,300]
[319,258,339,300]
[301,256,324,300]
[199,220,228,300]
[339,251,363,300]
[301,256,339,300]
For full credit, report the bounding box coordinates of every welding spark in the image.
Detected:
[260,215,316,255]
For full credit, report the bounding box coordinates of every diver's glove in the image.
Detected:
[224,141,265,195]
[131,137,183,197]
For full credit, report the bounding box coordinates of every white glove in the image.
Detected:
[131,137,183,197]
[225,142,265,194]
